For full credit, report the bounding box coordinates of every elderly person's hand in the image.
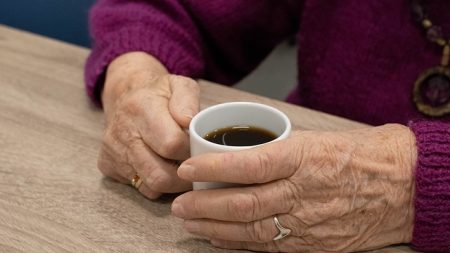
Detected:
[98,52,199,199]
[172,124,417,252]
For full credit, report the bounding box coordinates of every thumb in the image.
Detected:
[178,138,299,184]
[169,75,200,128]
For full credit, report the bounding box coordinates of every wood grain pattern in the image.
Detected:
[0,25,415,253]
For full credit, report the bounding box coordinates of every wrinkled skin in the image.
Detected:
[172,125,417,252]
[99,52,417,252]
[98,52,198,199]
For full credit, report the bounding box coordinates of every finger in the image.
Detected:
[136,92,190,160]
[99,123,189,197]
[178,139,298,184]
[99,133,141,181]
[210,237,310,253]
[137,181,162,200]
[129,141,192,193]
[97,147,129,184]
[97,148,161,199]
[183,214,300,243]
[169,75,200,128]
[121,168,162,199]
[172,180,294,222]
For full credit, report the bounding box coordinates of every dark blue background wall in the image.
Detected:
[0,0,95,47]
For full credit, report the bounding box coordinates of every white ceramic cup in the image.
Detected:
[189,102,291,190]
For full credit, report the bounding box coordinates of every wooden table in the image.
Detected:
[0,25,415,253]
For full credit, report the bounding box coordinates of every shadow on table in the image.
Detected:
[100,177,183,217]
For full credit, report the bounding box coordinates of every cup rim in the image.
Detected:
[189,102,291,150]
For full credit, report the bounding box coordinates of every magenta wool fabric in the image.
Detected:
[410,120,450,252]
[85,1,450,251]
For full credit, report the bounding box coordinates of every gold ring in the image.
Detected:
[131,174,143,190]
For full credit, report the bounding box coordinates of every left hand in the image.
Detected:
[171,124,417,252]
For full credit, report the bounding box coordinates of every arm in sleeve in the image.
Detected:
[409,120,450,252]
[85,0,302,104]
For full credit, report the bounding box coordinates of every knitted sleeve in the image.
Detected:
[85,0,301,104]
[409,120,450,252]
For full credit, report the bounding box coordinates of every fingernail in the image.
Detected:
[184,220,199,233]
[145,170,163,189]
[178,165,195,179]
[182,108,195,119]
[171,202,185,217]
[183,114,194,119]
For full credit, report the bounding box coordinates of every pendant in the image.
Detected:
[413,66,450,117]
[413,45,450,117]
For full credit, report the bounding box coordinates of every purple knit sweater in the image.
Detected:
[85,1,450,251]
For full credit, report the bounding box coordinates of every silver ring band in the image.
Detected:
[273,216,291,241]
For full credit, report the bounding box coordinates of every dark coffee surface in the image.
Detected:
[203,125,277,146]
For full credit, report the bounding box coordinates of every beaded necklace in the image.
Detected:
[411,0,450,117]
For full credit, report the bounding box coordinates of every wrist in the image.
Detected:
[399,124,417,242]
[378,124,417,241]
[348,124,417,243]
[102,52,169,112]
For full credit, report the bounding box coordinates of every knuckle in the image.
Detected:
[249,191,263,220]
[208,223,222,239]
[118,127,140,149]
[122,95,145,116]
[157,131,185,158]
[279,179,298,209]
[245,220,270,243]
[191,196,205,216]
[148,173,170,192]
[168,75,183,87]
[169,74,188,83]
[228,195,254,222]
[250,152,272,183]
[108,116,140,147]
[170,75,199,92]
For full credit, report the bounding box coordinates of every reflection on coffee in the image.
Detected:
[203,125,277,146]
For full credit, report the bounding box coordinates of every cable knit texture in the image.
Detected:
[85,0,450,251]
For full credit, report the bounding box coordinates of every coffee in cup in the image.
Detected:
[189,102,291,190]
[203,125,277,146]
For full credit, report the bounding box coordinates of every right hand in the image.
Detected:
[98,52,200,199]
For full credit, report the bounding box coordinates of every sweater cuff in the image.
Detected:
[409,120,450,252]
[84,26,204,105]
